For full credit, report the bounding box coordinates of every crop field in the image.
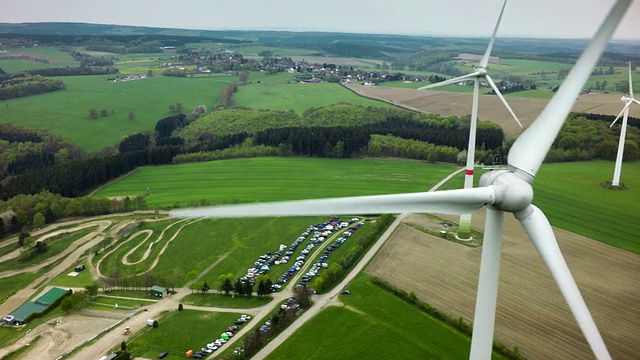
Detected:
[366,212,640,360]
[92,157,458,208]
[439,160,640,254]
[234,81,395,113]
[347,83,640,139]
[0,74,235,151]
[533,161,640,253]
[266,273,506,360]
[0,46,79,72]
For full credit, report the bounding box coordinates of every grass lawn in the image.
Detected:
[49,265,95,288]
[92,157,458,208]
[0,74,235,151]
[180,293,273,308]
[234,81,396,113]
[126,309,244,359]
[266,273,507,360]
[440,160,640,254]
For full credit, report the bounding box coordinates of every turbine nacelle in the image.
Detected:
[479,170,533,213]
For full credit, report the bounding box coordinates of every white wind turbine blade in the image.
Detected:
[479,0,508,69]
[418,71,481,90]
[171,186,500,219]
[609,101,632,127]
[485,74,523,127]
[508,0,632,179]
[517,205,611,360]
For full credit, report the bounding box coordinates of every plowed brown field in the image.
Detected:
[366,211,640,360]
[346,84,640,138]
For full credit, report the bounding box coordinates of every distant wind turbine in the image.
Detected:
[609,61,639,187]
[172,1,633,359]
[417,0,522,240]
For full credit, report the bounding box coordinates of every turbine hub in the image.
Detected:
[479,170,533,213]
[476,67,487,76]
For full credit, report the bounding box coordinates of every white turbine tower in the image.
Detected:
[417,0,522,240]
[172,1,633,359]
[609,61,639,187]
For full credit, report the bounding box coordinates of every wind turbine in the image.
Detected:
[609,61,639,187]
[171,1,633,359]
[417,0,522,240]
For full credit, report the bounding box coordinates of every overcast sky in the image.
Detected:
[1,0,639,40]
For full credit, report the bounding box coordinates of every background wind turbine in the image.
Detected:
[609,61,639,187]
[417,0,522,240]
[172,1,633,359]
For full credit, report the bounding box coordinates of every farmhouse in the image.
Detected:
[150,285,168,298]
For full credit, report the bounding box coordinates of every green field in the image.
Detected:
[235,79,396,113]
[0,46,79,73]
[92,157,458,208]
[126,309,244,359]
[533,161,640,253]
[0,74,235,151]
[266,273,507,360]
[441,161,640,254]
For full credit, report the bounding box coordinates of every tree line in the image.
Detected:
[0,72,66,100]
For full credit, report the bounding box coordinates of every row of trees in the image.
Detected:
[0,73,66,100]
[0,190,147,237]
[25,66,117,77]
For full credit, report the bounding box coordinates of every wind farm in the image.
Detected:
[417,0,522,240]
[0,0,639,359]
[172,1,635,359]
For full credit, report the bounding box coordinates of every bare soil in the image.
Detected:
[366,211,640,360]
[347,84,640,138]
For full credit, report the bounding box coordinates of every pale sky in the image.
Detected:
[1,0,639,40]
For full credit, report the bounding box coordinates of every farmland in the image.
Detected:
[347,83,640,138]
[439,161,640,254]
[92,157,458,208]
[233,82,395,114]
[0,74,235,151]
[266,273,507,360]
[366,212,640,360]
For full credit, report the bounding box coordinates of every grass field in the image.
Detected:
[126,309,244,359]
[0,46,79,73]
[0,74,235,151]
[440,160,640,254]
[180,293,273,308]
[234,79,396,113]
[92,157,458,208]
[266,273,507,360]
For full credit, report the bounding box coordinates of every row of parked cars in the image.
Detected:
[186,314,251,358]
[298,219,364,286]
